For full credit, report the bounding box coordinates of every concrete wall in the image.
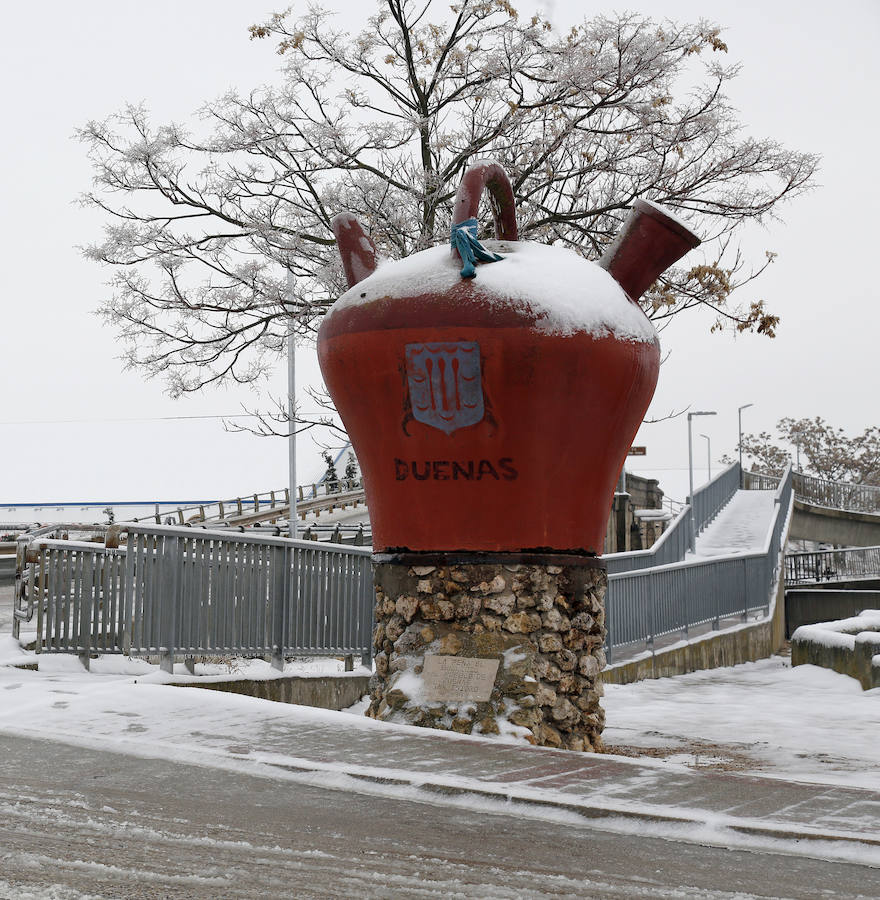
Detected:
[785,589,880,638]
[172,673,370,711]
[604,473,667,554]
[790,500,880,547]
[791,621,880,690]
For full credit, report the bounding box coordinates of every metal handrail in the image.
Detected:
[606,462,741,575]
[792,472,880,514]
[15,466,796,670]
[785,544,880,584]
[605,465,793,659]
[129,479,364,525]
[15,522,373,667]
[744,469,880,515]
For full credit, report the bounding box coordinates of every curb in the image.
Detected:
[265,759,880,854]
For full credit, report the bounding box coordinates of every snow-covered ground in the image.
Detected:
[1,629,877,792]
[692,490,776,557]
[603,655,880,791]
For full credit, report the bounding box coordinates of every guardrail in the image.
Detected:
[792,472,880,514]
[745,469,880,514]
[605,465,792,659]
[156,520,372,545]
[606,462,741,576]
[131,479,364,525]
[14,462,791,670]
[785,545,880,585]
[16,523,373,669]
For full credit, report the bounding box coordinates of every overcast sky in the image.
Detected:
[1,0,876,507]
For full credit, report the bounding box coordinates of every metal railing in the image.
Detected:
[14,461,793,670]
[131,479,364,525]
[792,472,880,514]
[785,545,880,584]
[606,462,741,576]
[744,469,880,515]
[606,465,792,659]
[16,523,373,669]
[743,471,783,492]
[150,520,372,545]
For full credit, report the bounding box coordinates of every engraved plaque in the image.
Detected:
[422,655,500,702]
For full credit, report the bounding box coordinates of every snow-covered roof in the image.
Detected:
[633,508,672,522]
[327,240,658,344]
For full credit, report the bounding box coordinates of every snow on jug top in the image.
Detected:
[328,161,700,343]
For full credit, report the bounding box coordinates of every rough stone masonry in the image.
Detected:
[366,558,607,751]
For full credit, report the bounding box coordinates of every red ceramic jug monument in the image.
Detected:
[318,162,700,749]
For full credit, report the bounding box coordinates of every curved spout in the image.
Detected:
[598,200,701,301]
[332,212,380,289]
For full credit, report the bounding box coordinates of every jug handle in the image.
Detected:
[452,161,518,242]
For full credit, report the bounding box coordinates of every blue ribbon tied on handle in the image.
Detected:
[450,217,504,279]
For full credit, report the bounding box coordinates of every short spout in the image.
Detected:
[332,212,380,289]
[598,199,700,302]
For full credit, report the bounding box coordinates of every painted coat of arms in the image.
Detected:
[405,342,484,434]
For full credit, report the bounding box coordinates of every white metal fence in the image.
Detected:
[605,462,741,576]
[16,524,373,670]
[605,465,793,660]
[14,463,793,669]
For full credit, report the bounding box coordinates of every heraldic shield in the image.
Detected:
[405,342,484,434]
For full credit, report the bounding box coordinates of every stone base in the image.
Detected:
[366,556,607,751]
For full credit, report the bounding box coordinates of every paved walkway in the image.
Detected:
[3,734,875,900]
[203,707,880,859]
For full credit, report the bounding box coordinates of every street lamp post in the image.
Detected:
[738,403,754,485]
[287,271,298,540]
[688,410,717,551]
[700,433,711,480]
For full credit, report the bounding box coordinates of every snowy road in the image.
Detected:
[0,733,876,900]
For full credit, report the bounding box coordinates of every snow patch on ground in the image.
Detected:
[603,655,880,790]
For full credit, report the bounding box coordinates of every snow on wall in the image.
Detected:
[326,241,658,343]
[792,609,880,650]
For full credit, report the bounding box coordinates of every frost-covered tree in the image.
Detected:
[321,450,340,492]
[80,0,817,405]
[734,418,880,484]
[344,451,360,489]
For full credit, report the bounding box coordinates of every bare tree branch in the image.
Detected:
[81,0,818,432]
